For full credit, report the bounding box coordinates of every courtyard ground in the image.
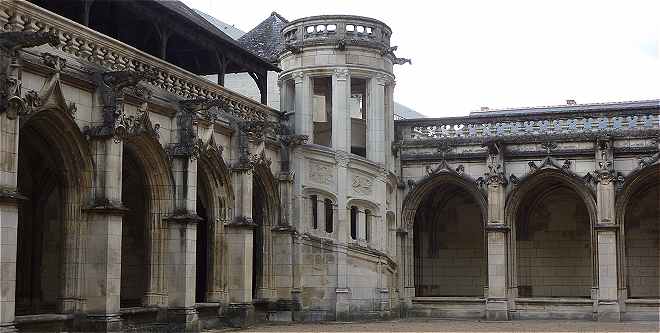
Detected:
[213,318,660,332]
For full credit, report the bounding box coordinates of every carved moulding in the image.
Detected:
[308,161,335,186]
[0,31,60,119]
[508,155,584,187]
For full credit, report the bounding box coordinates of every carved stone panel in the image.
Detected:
[308,161,335,186]
[352,174,373,195]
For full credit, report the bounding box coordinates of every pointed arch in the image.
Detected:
[16,102,94,314]
[251,163,280,301]
[505,169,597,298]
[617,164,660,295]
[121,133,174,306]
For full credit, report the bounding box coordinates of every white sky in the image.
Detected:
[182,0,659,118]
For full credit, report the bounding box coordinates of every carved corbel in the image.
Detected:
[84,70,155,141]
[0,31,60,119]
[280,134,308,147]
[165,102,203,160]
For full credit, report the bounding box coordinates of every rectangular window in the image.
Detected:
[350,78,367,157]
[312,77,332,147]
[350,206,358,240]
[311,195,318,229]
[324,199,333,233]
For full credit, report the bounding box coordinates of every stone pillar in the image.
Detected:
[166,157,200,331]
[225,163,255,327]
[316,198,325,232]
[366,76,386,164]
[484,143,509,320]
[83,138,125,332]
[332,68,350,152]
[334,152,351,321]
[0,110,20,333]
[293,72,312,140]
[593,140,620,321]
[358,209,367,241]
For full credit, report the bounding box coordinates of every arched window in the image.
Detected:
[324,199,333,233]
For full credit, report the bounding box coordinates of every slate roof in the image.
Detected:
[238,12,289,63]
[153,1,280,72]
[394,102,426,119]
[194,9,246,40]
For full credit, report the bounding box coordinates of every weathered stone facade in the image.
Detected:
[0,1,658,332]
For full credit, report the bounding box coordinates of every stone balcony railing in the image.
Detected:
[0,0,279,122]
[283,15,391,51]
[396,101,660,143]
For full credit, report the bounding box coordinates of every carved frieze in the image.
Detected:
[335,151,350,168]
[352,174,373,195]
[309,162,335,186]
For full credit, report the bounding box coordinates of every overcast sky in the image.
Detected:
[182,0,659,118]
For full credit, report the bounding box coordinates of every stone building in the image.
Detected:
[0,1,658,332]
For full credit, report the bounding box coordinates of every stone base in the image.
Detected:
[0,323,17,333]
[596,302,620,322]
[223,303,254,328]
[167,308,199,332]
[83,314,122,332]
[486,299,510,321]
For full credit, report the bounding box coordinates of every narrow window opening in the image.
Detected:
[311,195,318,229]
[350,206,358,240]
[350,78,367,157]
[324,199,333,233]
[312,77,332,147]
[365,209,371,242]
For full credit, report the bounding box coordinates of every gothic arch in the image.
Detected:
[616,164,660,294]
[402,173,487,232]
[251,163,280,301]
[16,107,94,314]
[505,169,598,297]
[121,133,174,306]
[196,150,234,302]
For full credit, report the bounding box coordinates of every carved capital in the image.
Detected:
[335,151,350,168]
[280,134,309,147]
[334,68,349,81]
[292,71,304,84]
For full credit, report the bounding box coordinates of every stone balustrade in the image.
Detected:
[0,0,279,122]
[397,105,660,141]
[283,15,392,50]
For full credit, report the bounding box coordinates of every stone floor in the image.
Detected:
[215,318,660,332]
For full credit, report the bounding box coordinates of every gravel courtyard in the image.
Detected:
[217,318,660,332]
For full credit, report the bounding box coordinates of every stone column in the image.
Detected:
[358,209,367,242]
[332,68,350,152]
[593,140,620,321]
[484,144,509,320]
[166,157,200,331]
[225,158,255,327]
[83,138,125,332]
[366,75,386,164]
[0,111,20,333]
[293,72,313,140]
[317,198,325,232]
[334,152,351,321]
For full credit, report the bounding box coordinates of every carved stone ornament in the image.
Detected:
[334,150,350,168]
[280,134,309,147]
[584,138,624,186]
[510,155,584,187]
[17,53,76,119]
[477,142,507,187]
[638,135,660,169]
[379,45,411,65]
[0,31,60,119]
[84,70,155,141]
[239,120,279,143]
[166,104,203,160]
[309,162,335,186]
[352,174,373,195]
[334,68,349,81]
